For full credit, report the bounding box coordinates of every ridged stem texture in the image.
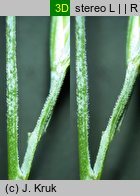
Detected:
[93,16,140,179]
[93,61,140,179]
[76,16,93,180]
[21,16,70,179]
[6,16,70,180]
[6,16,21,180]
[76,16,140,180]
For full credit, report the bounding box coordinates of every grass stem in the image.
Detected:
[21,16,70,179]
[76,16,93,180]
[6,16,21,179]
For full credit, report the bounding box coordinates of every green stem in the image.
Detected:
[20,16,70,180]
[6,16,69,180]
[76,16,93,180]
[6,16,21,179]
[93,60,140,179]
[21,69,67,179]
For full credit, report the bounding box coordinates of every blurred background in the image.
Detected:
[71,16,140,179]
[0,17,73,179]
[1,16,140,180]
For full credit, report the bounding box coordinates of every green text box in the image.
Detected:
[50,0,70,16]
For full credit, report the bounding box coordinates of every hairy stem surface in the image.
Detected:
[6,16,21,179]
[21,17,70,179]
[93,61,140,179]
[93,16,140,180]
[76,16,93,180]
[21,73,67,179]
[6,16,70,180]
